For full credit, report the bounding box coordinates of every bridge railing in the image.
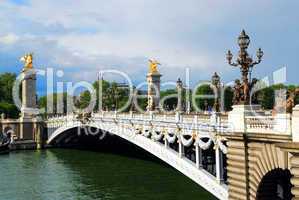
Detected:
[245,114,292,135]
[46,111,293,136]
[46,111,231,134]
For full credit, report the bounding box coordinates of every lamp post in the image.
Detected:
[211,72,221,112]
[226,30,264,104]
[176,78,183,112]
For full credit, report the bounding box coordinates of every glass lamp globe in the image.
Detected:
[238,30,250,49]
[226,50,233,61]
[257,48,264,59]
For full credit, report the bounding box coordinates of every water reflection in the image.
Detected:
[0,149,216,200]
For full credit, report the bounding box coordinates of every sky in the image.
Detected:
[0,0,298,95]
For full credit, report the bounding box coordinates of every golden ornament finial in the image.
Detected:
[192,131,197,140]
[148,59,160,73]
[20,53,33,70]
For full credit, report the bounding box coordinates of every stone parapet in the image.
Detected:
[228,104,264,133]
[292,105,299,142]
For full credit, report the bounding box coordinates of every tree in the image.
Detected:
[254,84,299,110]
[256,87,275,110]
[93,79,110,111]
[160,89,177,111]
[0,73,20,118]
[194,84,214,111]
[0,102,19,118]
[77,91,92,110]
[0,73,16,103]
[77,80,132,112]
[135,91,147,112]
[224,87,233,111]
[38,93,70,115]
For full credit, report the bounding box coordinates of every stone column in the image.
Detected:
[32,117,44,149]
[195,145,203,169]
[146,71,162,112]
[19,65,39,140]
[216,147,224,183]
[176,78,183,112]
[20,70,37,117]
[178,139,184,158]
[164,138,169,148]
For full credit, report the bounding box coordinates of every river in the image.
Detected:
[0,149,217,200]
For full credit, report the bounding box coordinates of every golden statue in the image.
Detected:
[148,59,160,73]
[20,53,33,70]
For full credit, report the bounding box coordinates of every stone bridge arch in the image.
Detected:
[256,168,292,200]
[248,143,291,200]
[226,133,292,200]
[47,121,228,200]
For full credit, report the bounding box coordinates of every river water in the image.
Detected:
[0,149,216,200]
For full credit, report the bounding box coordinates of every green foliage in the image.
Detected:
[77,91,92,109]
[93,79,110,111]
[0,102,19,118]
[78,80,131,112]
[254,84,299,110]
[38,93,70,114]
[136,96,147,111]
[224,87,233,111]
[0,73,20,118]
[256,87,275,109]
[160,89,177,110]
[191,85,233,112]
[0,73,16,103]
[194,84,214,111]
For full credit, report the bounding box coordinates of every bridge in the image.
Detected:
[46,112,229,200]
[42,106,299,200]
[1,63,299,200]
[2,64,299,200]
[2,105,299,199]
[2,30,299,200]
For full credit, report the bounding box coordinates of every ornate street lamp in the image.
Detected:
[211,72,221,112]
[226,30,264,104]
[176,78,183,112]
[212,72,221,88]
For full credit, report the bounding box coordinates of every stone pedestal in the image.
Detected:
[19,69,39,140]
[20,70,38,118]
[228,104,264,132]
[146,72,162,111]
[292,105,299,142]
[19,117,40,140]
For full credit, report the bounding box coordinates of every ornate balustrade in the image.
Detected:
[246,116,275,131]
[245,114,292,135]
[45,110,294,136]
[46,112,230,141]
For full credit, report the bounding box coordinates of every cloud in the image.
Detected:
[0,0,299,91]
[0,33,19,45]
